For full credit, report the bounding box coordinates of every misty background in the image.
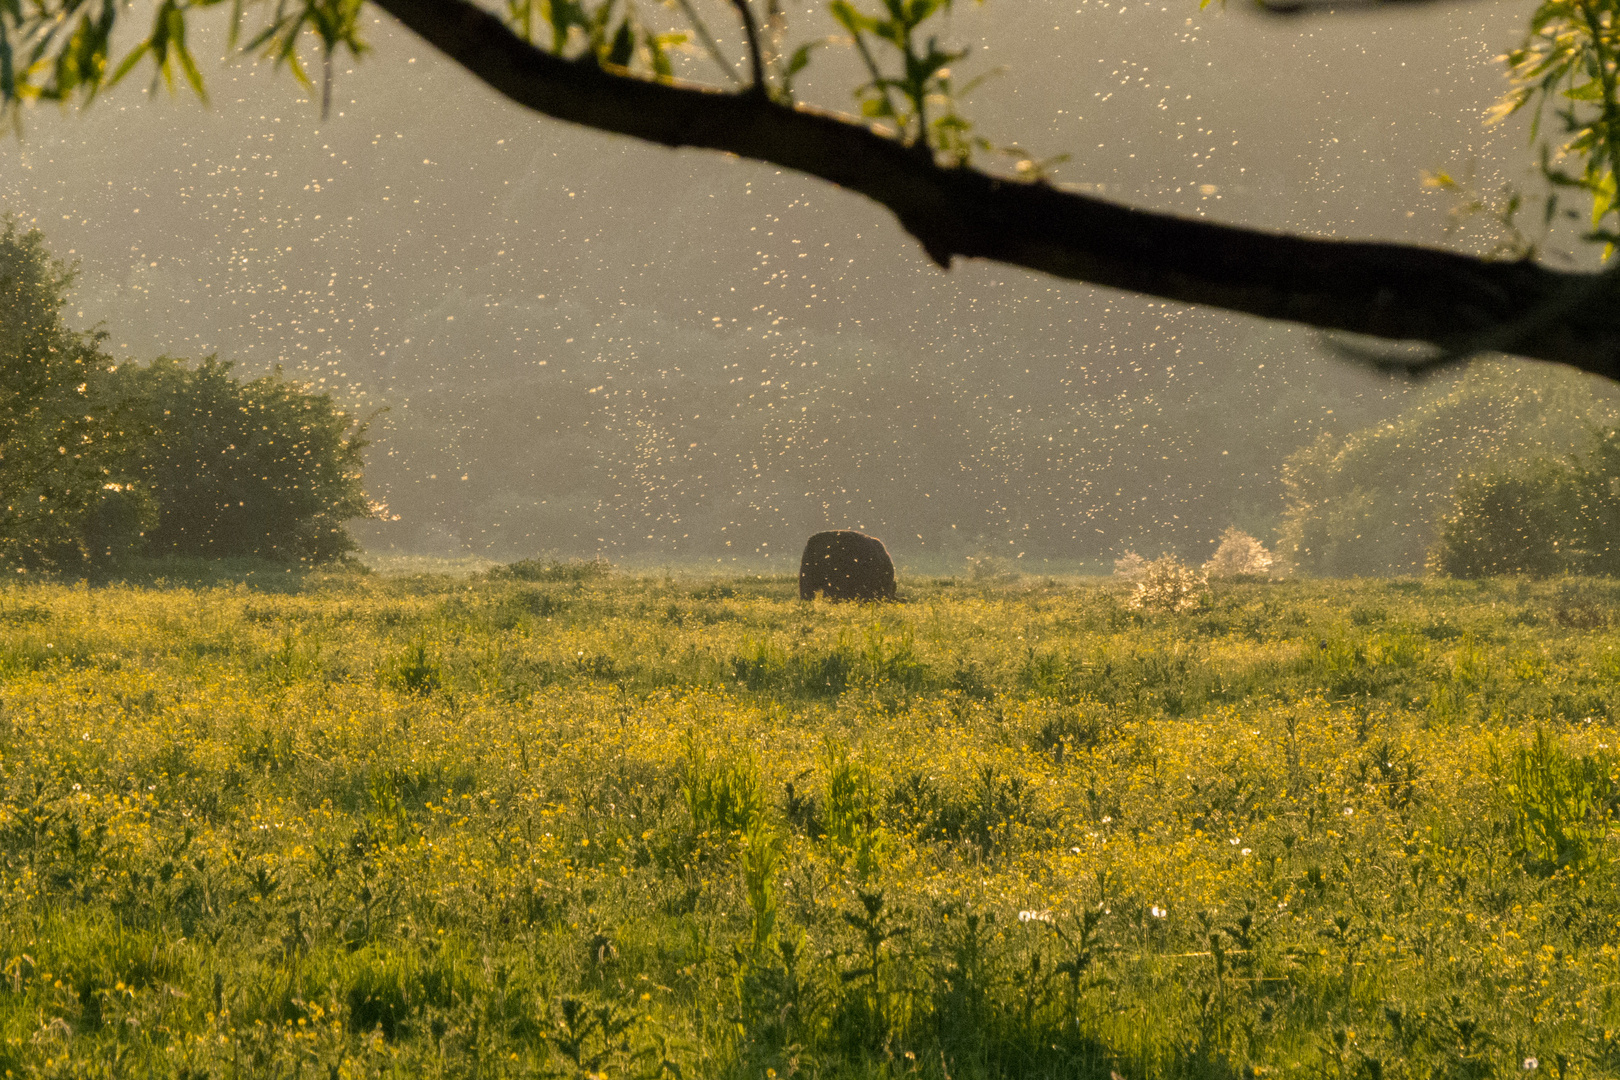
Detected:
[0,0,1584,571]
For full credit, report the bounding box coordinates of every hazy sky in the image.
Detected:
[0,0,1549,568]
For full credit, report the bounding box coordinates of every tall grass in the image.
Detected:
[0,568,1617,1076]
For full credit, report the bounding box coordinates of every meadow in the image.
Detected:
[0,562,1618,1079]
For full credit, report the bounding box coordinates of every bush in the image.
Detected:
[1202,527,1274,578]
[488,557,613,583]
[1564,426,1620,576]
[105,357,371,563]
[1429,425,1620,579]
[1427,462,1575,578]
[1127,555,1206,613]
[1112,551,1146,581]
[0,225,372,570]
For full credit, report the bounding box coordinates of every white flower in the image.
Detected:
[1150,905,1167,918]
[1523,1058,1538,1072]
[1019,909,1053,923]
[1241,848,1252,856]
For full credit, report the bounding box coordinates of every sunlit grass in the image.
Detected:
[1,568,1618,1077]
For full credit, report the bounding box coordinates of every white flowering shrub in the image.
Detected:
[1113,551,1147,581]
[966,552,1018,582]
[1202,527,1275,579]
[1129,555,1207,614]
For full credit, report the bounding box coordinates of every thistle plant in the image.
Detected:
[1128,555,1207,614]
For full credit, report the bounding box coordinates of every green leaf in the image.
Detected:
[226,0,246,52]
[645,30,684,79]
[0,22,15,102]
[1591,170,1615,226]
[828,1,867,36]
[784,41,818,78]
[106,41,151,89]
[541,0,573,53]
[605,19,633,66]
[167,7,206,101]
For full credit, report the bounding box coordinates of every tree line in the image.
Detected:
[1278,362,1620,579]
[0,223,372,572]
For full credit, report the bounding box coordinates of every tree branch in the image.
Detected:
[729,0,768,95]
[371,0,1620,378]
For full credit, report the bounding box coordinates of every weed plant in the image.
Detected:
[0,569,1619,1077]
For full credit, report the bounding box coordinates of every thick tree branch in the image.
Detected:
[372,0,1620,378]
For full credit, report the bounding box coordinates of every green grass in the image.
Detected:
[1,567,1619,1077]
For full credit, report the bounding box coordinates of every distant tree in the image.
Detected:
[1430,425,1620,578]
[5,0,1620,374]
[0,224,373,569]
[0,221,138,570]
[1428,462,1577,578]
[106,357,372,562]
[1566,426,1620,575]
[1277,363,1618,576]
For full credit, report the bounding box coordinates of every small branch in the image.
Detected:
[370,0,1620,379]
[846,30,902,135]
[1253,0,1463,15]
[321,48,333,119]
[729,0,767,95]
[673,0,741,86]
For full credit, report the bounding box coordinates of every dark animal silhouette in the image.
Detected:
[799,530,896,601]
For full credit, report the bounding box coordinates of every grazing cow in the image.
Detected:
[799,530,896,601]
